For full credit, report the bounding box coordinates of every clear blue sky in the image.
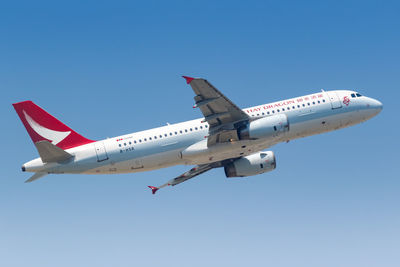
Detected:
[1,1,399,266]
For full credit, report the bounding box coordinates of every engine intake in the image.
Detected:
[239,114,289,140]
[224,151,276,178]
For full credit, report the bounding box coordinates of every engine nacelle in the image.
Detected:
[239,114,289,140]
[224,151,276,178]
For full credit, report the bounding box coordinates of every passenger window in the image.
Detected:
[292,106,295,109]
[154,136,157,139]
[277,109,280,112]
[119,144,121,147]
[139,139,142,142]
[195,127,198,130]
[134,141,137,144]
[267,111,270,114]
[129,142,131,145]
[185,129,188,132]
[307,103,310,106]
[282,108,285,111]
[124,143,126,146]
[205,125,208,128]
[287,107,290,110]
[272,110,275,113]
[312,102,315,105]
[302,104,305,107]
[297,105,300,108]
[169,133,172,136]
[200,126,203,129]
[164,134,167,137]
[144,138,147,141]
[190,128,193,131]
[149,137,152,140]
[323,99,326,102]
[180,130,183,133]
[159,135,162,138]
[175,131,177,135]
[262,112,265,115]
[318,101,320,104]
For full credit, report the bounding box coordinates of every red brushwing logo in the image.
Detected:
[343,96,350,106]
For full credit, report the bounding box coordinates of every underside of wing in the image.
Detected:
[183,76,249,145]
[148,164,213,194]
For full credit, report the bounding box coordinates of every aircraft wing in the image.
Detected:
[183,76,249,145]
[148,164,213,194]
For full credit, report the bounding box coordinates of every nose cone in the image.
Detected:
[369,98,383,113]
[365,97,383,118]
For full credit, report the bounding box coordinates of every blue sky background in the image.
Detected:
[1,1,399,266]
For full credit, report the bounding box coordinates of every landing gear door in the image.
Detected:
[327,91,342,109]
[132,158,144,169]
[94,142,109,162]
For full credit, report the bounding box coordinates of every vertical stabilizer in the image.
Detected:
[13,101,95,150]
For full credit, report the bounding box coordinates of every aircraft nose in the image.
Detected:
[366,98,383,117]
[370,98,383,111]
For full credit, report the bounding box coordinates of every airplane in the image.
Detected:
[13,76,382,194]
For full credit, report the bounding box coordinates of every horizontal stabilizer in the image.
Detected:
[35,140,73,163]
[25,172,48,183]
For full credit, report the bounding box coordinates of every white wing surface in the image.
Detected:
[183,76,249,145]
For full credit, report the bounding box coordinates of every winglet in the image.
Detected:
[182,76,194,84]
[148,186,159,195]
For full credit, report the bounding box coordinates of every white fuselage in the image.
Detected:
[23,90,382,175]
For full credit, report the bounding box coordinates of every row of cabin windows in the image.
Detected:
[118,124,209,147]
[251,99,326,117]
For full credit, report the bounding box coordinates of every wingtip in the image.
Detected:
[148,186,159,195]
[182,76,195,84]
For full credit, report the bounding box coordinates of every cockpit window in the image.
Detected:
[356,93,362,97]
[351,93,356,98]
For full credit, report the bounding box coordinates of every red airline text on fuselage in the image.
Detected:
[245,94,324,114]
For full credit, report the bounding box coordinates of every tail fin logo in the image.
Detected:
[23,110,71,145]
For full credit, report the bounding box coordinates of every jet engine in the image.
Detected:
[224,151,276,178]
[239,114,289,140]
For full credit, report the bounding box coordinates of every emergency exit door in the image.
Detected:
[94,142,109,162]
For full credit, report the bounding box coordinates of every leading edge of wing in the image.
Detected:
[148,164,213,194]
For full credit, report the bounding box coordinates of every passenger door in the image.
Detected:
[327,92,342,109]
[94,141,109,162]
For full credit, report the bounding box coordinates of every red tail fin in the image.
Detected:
[13,101,95,149]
